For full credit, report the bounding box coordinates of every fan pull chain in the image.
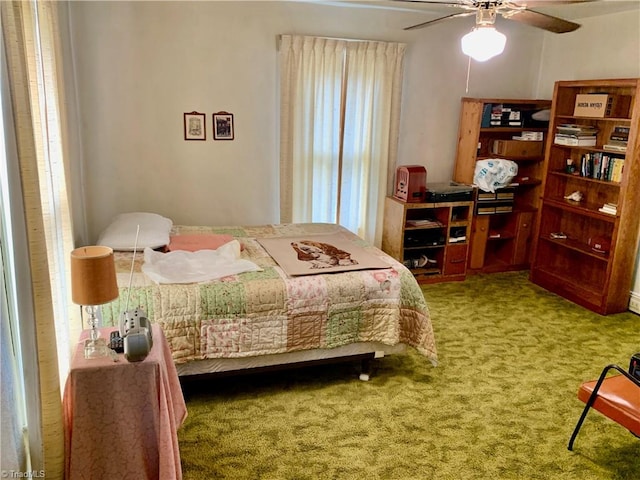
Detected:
[465,55,471,94]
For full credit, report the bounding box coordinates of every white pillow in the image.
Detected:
[97,212,173,251]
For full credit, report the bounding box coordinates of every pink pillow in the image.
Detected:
[167,234,243,252]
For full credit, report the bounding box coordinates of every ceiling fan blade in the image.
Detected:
[393,0,595,7]
[508,1,595,6]
[504,8,581,33]
[404,11,475,30]
[394,0,595,5]
[393,0,471,5]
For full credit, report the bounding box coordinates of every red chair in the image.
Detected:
[568,364,640,450]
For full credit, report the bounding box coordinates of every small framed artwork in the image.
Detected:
[184,111,206,140]
[213,111,234,140]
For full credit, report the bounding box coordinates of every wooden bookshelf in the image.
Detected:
[453,97,552,273]
[530,78,640,315]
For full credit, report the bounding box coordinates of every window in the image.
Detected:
[279,35,405,246]
[2,1,79,473]
[1,64,30,474]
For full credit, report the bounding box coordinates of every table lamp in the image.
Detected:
[70,245,119,359]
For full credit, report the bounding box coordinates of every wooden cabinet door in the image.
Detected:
[444,244,469,276]
[513,211,533,266]
[469,215,489,269]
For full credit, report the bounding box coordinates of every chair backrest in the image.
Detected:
[578,372,640,436]
[568,363,640,450]
[629,353,640,381]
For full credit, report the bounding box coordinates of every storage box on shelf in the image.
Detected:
[382,196,473,284]
[530,78,640,315]
[453,97,551,273]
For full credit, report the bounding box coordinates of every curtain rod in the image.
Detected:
[276,34,397,50]
[277,33,372,43]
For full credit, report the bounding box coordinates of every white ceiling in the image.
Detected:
[302,1,640,21]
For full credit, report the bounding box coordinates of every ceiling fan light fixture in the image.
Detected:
[461,25,507,62]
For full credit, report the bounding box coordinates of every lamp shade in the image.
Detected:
[70,246,119,306]
[461,26,507,62]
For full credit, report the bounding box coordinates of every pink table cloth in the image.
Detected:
[64,325,187,480]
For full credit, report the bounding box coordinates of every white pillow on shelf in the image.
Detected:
[97,212,173,251]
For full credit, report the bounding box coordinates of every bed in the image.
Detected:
[100,222,437,379]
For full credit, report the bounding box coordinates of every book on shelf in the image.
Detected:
[406,219,443,228]
[609,135,628,142]
[554,134,596,147]
[512,131,544,141]
[488,104,523,127]
[613,125,630,135]
[603,125,628,153]
[448,236,467,244]
[578,153,624,181]
[610,157,625,182]
[603,143,627,153]
[598,202,617,215]
[556,124,598,136]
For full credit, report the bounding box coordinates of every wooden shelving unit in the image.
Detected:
[453,97,552,273]
[382,197,473,284]
[530,78,640,315]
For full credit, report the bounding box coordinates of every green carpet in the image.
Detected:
[178,271,640,479]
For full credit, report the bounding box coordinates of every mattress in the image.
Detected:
[101,223,437,367]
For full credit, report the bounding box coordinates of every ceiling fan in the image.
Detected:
[393,1,593,61]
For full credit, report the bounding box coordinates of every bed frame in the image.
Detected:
[175,342,407,381]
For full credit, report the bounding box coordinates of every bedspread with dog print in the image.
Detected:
[101,223,437,366]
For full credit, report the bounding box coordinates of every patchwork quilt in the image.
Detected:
[102,223,437,366]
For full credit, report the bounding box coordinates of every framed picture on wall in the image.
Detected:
[213,111,234,140]
[184,111,206,140]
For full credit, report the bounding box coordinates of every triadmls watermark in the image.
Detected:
[1,471,45,479]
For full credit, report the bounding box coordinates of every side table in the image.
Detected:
[63,324,187,480]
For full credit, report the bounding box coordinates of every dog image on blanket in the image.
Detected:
[290,240,359,269]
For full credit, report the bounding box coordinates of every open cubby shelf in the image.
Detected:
[382,197,473,284]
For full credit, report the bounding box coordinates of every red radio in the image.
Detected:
[394,165,427,203]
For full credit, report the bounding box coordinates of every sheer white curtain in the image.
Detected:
[340,40,405,245]
[279,35,405,246]
[280,36,345,225]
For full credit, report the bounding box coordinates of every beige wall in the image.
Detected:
[535,10,640,299]
[67,0,548,243]
[536,11,640,97]
[66,2,640,296]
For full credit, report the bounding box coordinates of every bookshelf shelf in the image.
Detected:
[479,126,548,133]
[450,220,469,228]
[532,265,604,299]
[404,226,443,231]
[551,144,627,155]
[543,197,618,222]
[404,245,443,251]
[556,115,631,124]
[530,78,640,315]
[548,170,621,187]
[477,155,541,162]
[539,236,610,262]
[513,179,542,187]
